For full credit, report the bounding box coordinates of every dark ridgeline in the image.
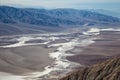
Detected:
[60,57,120,80]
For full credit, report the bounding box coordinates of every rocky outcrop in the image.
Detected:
[60,57,120,80]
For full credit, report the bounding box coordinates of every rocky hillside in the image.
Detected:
[60,57,120,80]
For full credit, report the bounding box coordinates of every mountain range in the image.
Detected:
[88,9,120,18]
[0,6,120,35]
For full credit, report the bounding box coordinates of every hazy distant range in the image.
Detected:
[0,6,120,35]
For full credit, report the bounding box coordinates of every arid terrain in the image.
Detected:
[0,28,119,80]
[60,57,120,80]
[67,30,120,66]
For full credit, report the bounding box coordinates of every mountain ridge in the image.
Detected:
[60,56,120,80]
[0,6,120,26]
[0,6,120,36]
[88,9,120,18]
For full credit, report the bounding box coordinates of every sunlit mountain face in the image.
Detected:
[0,0,120,80]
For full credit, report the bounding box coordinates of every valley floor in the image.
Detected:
[67,30,120,66]
[0,28,120,80]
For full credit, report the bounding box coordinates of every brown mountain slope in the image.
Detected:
[60,57,120,80]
